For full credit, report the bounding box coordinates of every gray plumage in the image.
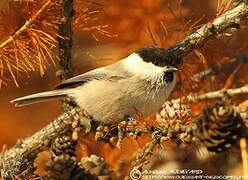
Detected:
[11,46,177,124]
[11,90,71,106]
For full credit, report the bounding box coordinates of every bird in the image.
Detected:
[11,45,178,124]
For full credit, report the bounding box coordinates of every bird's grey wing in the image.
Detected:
[56,63,130,89]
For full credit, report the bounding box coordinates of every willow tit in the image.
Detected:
[11,46,178,124]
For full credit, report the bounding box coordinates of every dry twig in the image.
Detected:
[172,84,248,103]
[167,0,248,63]
[57,0,73,80]
[0,0,58,87]
[0,0,52,50]
[240,138,248,180]
[192,55,248,82]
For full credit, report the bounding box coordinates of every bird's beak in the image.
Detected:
[166,67,178,72]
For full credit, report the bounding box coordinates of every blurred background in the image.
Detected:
[0,0,248,178]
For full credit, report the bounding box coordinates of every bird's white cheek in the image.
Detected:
[123,53,165,76]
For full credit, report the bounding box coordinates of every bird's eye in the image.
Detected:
[163,71,174,83]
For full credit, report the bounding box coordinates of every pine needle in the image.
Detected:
[0,0,52,50]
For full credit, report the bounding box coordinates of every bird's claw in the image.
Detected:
[116,117,138,148]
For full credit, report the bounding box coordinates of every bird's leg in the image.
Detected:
[94,117,145,148]
[116,117,139,148]
[71,107,93,138]
[116,121,126,148]
[72,117,80,141]
[95,124,111,141]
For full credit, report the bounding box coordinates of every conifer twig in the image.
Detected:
[0,0,52,50]
[172,84,248,103]
[167,0,248,63]
[57,0,73,80]
[240,138,248,180]
[192,55,248,81]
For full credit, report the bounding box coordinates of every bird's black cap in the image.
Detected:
[135,45,181,67]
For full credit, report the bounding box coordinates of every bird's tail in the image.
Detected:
[10,89,72,107]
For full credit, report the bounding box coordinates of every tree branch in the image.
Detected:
[0,107,81,179]
[172,84,248,103]
[0,0,52,50]
[57,0,74,80]
[45,0,84,178]
[1,87,247,178]
[167,0,248,63]
[240,138,248,179]
[191,55,248,81]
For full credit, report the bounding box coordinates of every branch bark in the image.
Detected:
[172,84,248,103]
[45,0,85,179]
[57,0,74,80]
[167,0,248,63]
[191,55,248,81]
[0,108,79,179]
[0,88,247,178]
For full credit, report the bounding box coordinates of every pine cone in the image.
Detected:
[80,155,112,179]
[195,101,246,153]
[156,101,197,142]
[45,154,95,180]
[50,131,76,156]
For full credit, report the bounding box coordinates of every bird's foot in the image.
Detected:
[116,117,139,148]
[94,117,142,148]
[71,108,93,140]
